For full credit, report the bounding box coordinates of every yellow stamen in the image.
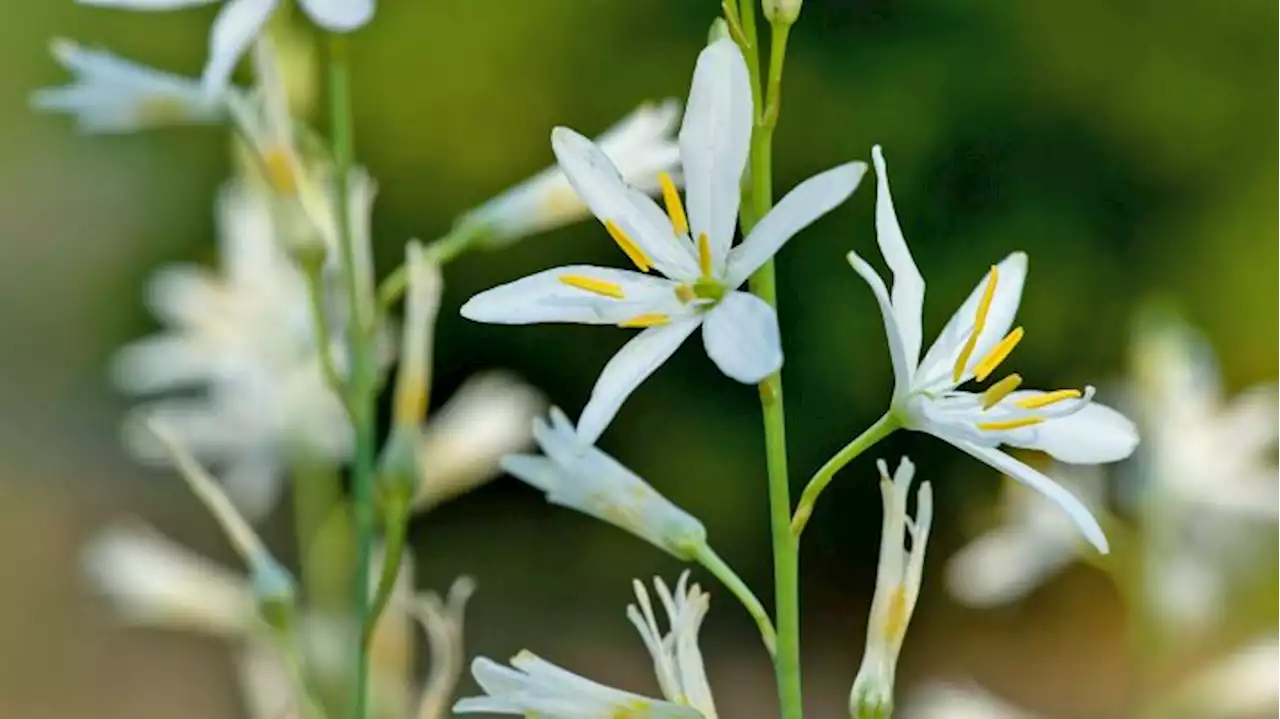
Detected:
[980,373,1023,410]
[674,284,696,304]
[973,326,1025,382]
[558,274,625,299]
[977,416,1045,431]
[658,171,688,235]
[952,265,1000,383]
[1015,388,1083,409]
[617,313,669,328]
[697,232,713,277]
[604,220,651,272]
[262,146,297,194]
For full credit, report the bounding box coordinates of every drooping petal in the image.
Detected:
[948,438,1108,553]
[725,161,868,288]
[460,265,686,325]
[678,38,752,273]
[870,145,926,370]
[701,291,782,383]
[916,251,1028,389]
[551,127,698,278]
[298,0,374,31]
[203,0,278,93]
[1003,396,1139,464]
[847,251,913,400]
[577,319,702,443]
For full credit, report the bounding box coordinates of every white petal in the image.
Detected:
[949,438,1109,553]
[701,292,781,383]
[678,38,753,272]
[298,0,374,30]
[577,320,701,443]
[203,0,278,93]
[551,127,698,278]
[870,145,926,370]
[460,266,684,325]
[220,454,283,521]
[946,525,1077,607]
[725,161,867,287]
[1005,398,1139,464]
[847,251,913,400]
[916,251,1028,388]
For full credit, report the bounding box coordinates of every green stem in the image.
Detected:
[791,412,901,539]
[375,220,493,311]
[325,35,377,719]
[695,544,778,656]
[302,265,355,417]
[363,498,408,646]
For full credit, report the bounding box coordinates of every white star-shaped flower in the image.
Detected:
[850,145,1138,553]
[77,0,375,93]
[461,38,866,443]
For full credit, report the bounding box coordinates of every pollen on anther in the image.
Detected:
[977,416,1044,431]
[658,172,688,236]
[952,265,1000,383]
[980,373,1023,410]
[559,274,625,299]
[1015,388,1083,410]
[605,220,652,272]
[261,146,297,194]
[697,232,713,277]
[617,313,669,328]
[674,284,696,304]
[973,327,1025,382]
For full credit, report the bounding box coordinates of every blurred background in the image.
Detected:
[0,0,1275,717]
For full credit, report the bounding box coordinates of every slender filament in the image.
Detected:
[658,171,689,236]
[697,232,713,277]
[559,274,625,299]
[952,266,999,383]
[973,326,1025,382]
[605,220,652,272]
[618,313,670,328]
[977,416,1044,431]
[980,373,1023,410]
[1015,388,1083,409]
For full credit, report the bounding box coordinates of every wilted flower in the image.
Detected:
[462,39,865,442]
[848,145,1137,552]
[463,100,683,244]
[501,408,708,559]
[850,458,933,719]
[455,573,716,718]
[31,39,227,132]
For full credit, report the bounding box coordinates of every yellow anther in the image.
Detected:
[883,585,911,643]
[977,416,1045,431]
[674,284,696,304]
[617,313,669,328]
[558,274,625,299]
[980,373,1023,410]
[697,232,713,277]
[973,326,1025,382]
[1015,388,1083,409]
[604,220,651,272]
[261,146,298,194]
[952,265,1000,383]
[658,171,688,235]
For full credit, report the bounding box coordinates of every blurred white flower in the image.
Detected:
[849,145,1137,553]
[408,578,476,719]
[462,39,865,442]
[501,407,707,559]
[850,458,933,718]
[899,682,1034,719]
[463,100,683,243]
[31,39,227,132]
[455,574,715,718]
[945,464,1104,607]
[78,0,374,92]
[1169,634,1279,719]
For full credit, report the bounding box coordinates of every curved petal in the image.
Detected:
[1005,399,1139,464]
[577,319,701,443]
[202,0,277,93]
[725,161,868,288]
[678,38,752,273]
[460,266,685,325]
[948,438,1108,553]
[551,127,698,278]
[847,251,912,400]
[298,0,374,31]
[701,292,782,383]
[946,525,1078,607]
[917,251,1028,388]
[871,145,925,370]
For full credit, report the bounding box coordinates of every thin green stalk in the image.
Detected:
[302,266,355,417]
[375,220,491,311]
[791,412,901,539]
[325,34,377,719]
[363,497,408,646]
[695,544,778,656]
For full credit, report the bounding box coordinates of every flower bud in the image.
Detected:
[763,0,802,24]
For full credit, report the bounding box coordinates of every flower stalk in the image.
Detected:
[792,412,902,539]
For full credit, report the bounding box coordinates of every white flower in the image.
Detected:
[849,144,1138,553]
[461,38,867,443]
[77,0,374,93]
[463,100,683,243]
[31,39,227,132]
[945,464,1104,607]
[1166,635,1279,719]
[455,573,716,718]
[899,682,1034,719]
[850,458,933,718]
[501,408,707,559]
[408,578,476,719]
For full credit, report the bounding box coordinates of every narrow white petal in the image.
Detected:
[460,266,683,325]
[847,251,913,400]
[946,525,1078,606]
[725,161,867,287]
[701,292,781,383]
[1004,399,1139,464]
[678,38,753,271]
[870,145,926,369]
[220,455,283,522]
[577,319,701,443]
[949,438,1109,553]
[203,0,278,93]
[298,0,374,30]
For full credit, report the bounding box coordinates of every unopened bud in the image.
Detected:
[378,426,422,508]
[763,0,802,24]
[707,18,731,44]
[250,554,297,632]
